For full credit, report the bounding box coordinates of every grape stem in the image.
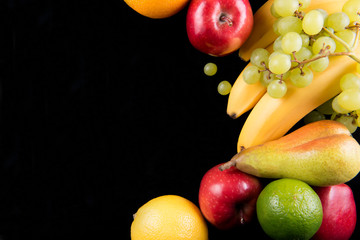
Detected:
[322,27,360,64]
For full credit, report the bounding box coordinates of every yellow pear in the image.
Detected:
[221,120,360,186]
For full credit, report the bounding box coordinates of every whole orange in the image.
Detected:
[124,0,190,19]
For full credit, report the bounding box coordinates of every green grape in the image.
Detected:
[316,98,335,115]
[269,52,291,74]
[204,63,217,76]
[217,81,232,95]
[312,36,336,54]
[298,0,311,10]
[292,47,313,64]
[302,10,324,35]
[250,48,270,68]
[310,55,329,72]
[300,34,310,47]
[281,32,302,54]
[267,79,287,98]
[273,36,283,52]
[303,110,326,124]
[243,65,262,84]
[335,115,357,133]
[276,16,303,35]
[342,0,360,22]
[260,72,277,87]
[340,73,360,91]
[337,88,360,111]
[325,12,350,32]
[290,67,313,88]
[273,0,299,17]
[270,3,281,18]
[334,30,356,53]
[316,8,329,21]
[332,96,351,114]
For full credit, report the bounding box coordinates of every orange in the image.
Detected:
[256,178,323,240]
[124,0,190,19]
[130,195,208,240]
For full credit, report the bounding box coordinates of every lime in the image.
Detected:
[256,178,323,240]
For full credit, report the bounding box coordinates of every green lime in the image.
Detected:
[256,178,323,240]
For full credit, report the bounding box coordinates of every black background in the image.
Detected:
[3,0,360,239]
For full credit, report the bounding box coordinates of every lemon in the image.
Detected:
[131,195,208,240]
[256,178,323,240]
[124,0,190,19]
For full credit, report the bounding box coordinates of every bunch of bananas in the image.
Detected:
[227,0,360,151]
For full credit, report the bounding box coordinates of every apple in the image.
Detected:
[198,163,262,229]
[312,184,357,240]
[186,0,253,56]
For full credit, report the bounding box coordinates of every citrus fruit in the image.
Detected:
[124,0,190,19]
[130,195,208,240]
[256,178,323,240]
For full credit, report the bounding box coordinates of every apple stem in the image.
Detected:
[220,14,233,26]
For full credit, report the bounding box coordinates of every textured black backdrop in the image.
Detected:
[3,0,360,239]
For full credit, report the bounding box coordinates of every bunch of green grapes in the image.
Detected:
[304,72,360,133]
[242,0,360,99]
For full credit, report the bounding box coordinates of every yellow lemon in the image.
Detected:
[131,195,208,240]
[124,0,190,19]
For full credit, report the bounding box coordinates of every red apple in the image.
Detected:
[186,0,253,56]
[198,163,262,229]
[312,184,357,240]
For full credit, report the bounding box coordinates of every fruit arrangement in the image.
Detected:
[126,0,360,239]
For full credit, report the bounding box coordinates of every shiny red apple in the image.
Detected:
[186,0,253,56]
[312,184,357,240]
[198,163,262,229]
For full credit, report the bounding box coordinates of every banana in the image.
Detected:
[227,44,273,119]
[239,0,349,61]
[236,44,360,151]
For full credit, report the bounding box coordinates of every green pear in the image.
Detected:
[221,120,360,186]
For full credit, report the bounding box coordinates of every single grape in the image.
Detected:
[316,98,335,115]
[334,30,356,53]
[270,3,281,18]
[303,110,326,124]
[337,88,360,111]
[269,52,291,75]
[332,96,351,114]
[250,48,270,69]
[267,79,287,98]
[273,36,283,52]
[276,16,303,35]
[342,0,360,22]
[217,81,232,95]
[281,32,302,54]
[310,55,329,72]
[312,36,336,54]
[273,0,299,17]
[243,65,262,84]
[325,12,350,32]
[340,73,360,91]
[298,0,311,10]
[300,34,310,47]
[204,63,217,76]
[316,8,329,21]
[335,115,357,133]
[292,47,313,64]
[302,10,324,35]
[260,72,277,87]
[290,67,313,88]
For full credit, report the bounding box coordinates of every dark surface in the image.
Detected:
[3,0,360,239]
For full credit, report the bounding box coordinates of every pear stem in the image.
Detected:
[219,146,245,171]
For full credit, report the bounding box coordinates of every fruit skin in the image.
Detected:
[131,195,208,240]
[256,178,323,240]
[237,43,360,150]
[238,0,348,61]
[227,44,273,119]
[222,120,360,187]
[312,184,357,240]
[198,164,262,229]
[186,0,253,56]
[124,0,190,19]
